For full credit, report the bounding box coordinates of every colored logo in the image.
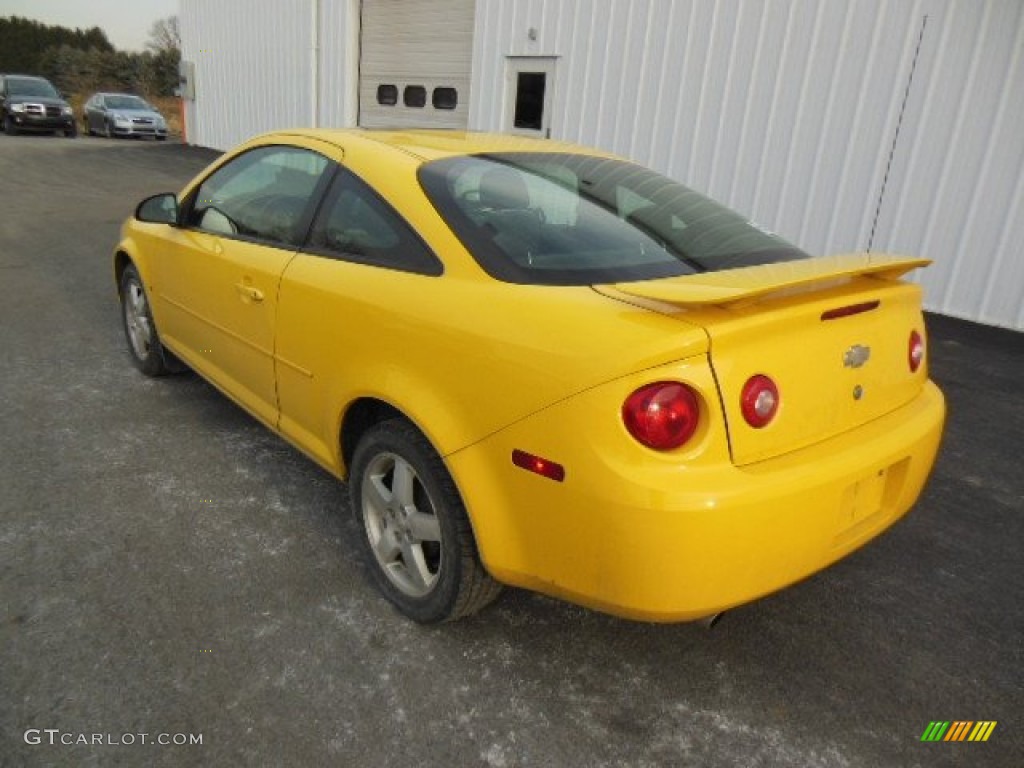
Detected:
[921,721,997,742]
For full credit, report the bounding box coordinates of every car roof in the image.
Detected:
[264,129,616,163]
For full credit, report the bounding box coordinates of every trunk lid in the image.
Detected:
[597,254,931,466]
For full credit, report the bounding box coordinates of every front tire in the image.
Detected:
[349,419,501,622]
[119,264,170,376]
[4,116,16,136]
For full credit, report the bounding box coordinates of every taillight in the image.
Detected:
[622,382,701,451]
[909,330,924,372]
[740,374,779,428]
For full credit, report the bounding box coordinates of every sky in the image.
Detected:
[2,0,179,52]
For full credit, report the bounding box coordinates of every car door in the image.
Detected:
[275,165,443,469]
[153,144,332,427]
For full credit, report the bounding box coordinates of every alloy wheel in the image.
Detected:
[123,279,153,361]
[360,452,443,597]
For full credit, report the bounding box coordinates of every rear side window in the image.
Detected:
[186,146,329,246]
[306,167,442,276]
[419,153,808,285]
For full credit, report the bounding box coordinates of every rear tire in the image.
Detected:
[349,419,501,622]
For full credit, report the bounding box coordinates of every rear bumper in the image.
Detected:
[448,371,945,622]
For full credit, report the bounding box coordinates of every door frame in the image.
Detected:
[503,56,557,138]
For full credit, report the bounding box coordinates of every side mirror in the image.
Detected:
[136,193,179,224]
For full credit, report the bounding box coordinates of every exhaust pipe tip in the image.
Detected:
[696,611,724,630]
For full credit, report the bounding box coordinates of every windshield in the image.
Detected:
[419,153,808,285]
[8,78,60,99]
[106,95,150,110]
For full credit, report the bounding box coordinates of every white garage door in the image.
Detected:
[359,0,475,129]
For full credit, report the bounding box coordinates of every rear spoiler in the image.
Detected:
[605,254,931,308]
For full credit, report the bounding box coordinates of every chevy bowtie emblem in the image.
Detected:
[843,344,871,368]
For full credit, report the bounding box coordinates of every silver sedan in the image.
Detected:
[82,92,168,140]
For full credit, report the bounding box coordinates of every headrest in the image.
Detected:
[479,167,531,210]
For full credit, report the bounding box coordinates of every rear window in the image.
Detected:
[418,153,808,285]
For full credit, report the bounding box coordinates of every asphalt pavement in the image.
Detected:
[1,134,1021,767]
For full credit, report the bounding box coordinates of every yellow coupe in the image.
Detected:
[115,130,945,623]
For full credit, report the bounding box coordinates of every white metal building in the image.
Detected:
[179,0,1024,330]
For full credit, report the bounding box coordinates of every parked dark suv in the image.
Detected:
[0,74,77,137]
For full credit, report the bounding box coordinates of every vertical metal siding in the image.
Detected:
[876,0,1024,328]
[318,0,359,127]
[471,0,1024,329]
[180,0,314,150]
[181,0,360,150]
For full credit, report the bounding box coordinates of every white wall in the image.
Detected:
[319,0,360,127]
[876,0,1024,329]
[470,0,1024,330]
[180,0,358,150]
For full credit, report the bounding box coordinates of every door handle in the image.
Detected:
[234,282,264,303]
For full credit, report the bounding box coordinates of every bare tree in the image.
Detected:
[146,16,179,53]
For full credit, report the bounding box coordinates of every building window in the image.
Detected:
[432,87,458,110]
[403,86,427,108]
[514,72,546,130]
[376,84,398,106]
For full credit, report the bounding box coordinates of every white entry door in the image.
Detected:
[504,57,556,138]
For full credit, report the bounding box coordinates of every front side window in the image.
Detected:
[307,168,441,276]
[419,153,808,285]
[186,146,329,246]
